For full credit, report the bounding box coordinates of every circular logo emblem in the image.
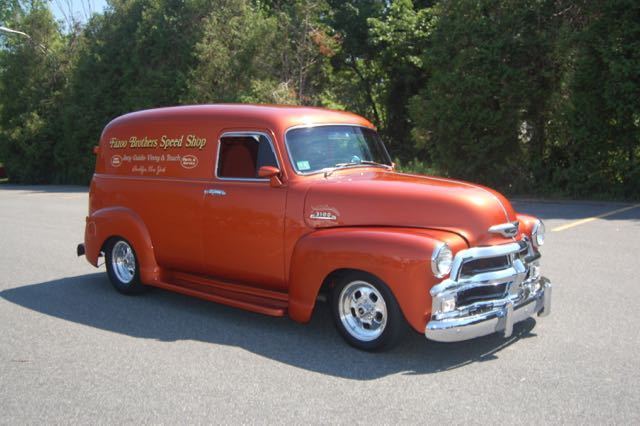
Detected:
[110,155,122,167]
[181,155,198,169]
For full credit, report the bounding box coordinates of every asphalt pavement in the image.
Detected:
[1,185,639,423]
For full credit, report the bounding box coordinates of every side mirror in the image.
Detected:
[258,166,283,187]
[258,166,280,178]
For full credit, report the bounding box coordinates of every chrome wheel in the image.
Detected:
[338,280,388,342]
[111,240,136,284]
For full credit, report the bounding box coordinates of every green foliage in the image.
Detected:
[394,157,438,176]
[0,0,22,26]
[367,0,434,158]
[185,0,333,105]
[0,0,637,199]
[184,0,289,103]
[409,0,560,191]
[0,1,66,183]
[546,0,640,199]
[54,0,214,183]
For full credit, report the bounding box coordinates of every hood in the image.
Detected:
[303,170,518,246]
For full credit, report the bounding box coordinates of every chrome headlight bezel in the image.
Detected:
[431,242,453,278]
[532,219,545,248]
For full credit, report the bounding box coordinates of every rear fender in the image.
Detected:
[287,227,467,333]
[84,207,160,283]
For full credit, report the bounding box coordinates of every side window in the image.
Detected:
[217,134,278,179]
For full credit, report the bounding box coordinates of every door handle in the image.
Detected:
[204,189,226,196]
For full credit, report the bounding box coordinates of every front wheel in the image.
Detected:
[331,272,405,351]
[104,238,147,295]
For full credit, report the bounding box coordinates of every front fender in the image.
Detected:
[287,227,467,333]
[84,206,160,283]
[516,213,538,237]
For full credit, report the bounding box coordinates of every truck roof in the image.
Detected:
[103,104,375,134]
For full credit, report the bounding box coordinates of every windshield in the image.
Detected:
[285,125,392,174]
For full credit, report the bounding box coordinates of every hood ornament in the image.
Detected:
[488,221,519,238]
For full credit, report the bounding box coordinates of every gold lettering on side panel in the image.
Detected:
[108,134,207,150]
[107,134,209,176]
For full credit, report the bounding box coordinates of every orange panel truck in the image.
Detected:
[78,105,551,351]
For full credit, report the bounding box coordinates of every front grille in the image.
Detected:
[457,282,509,306]
[431,240,540,321]
[459,255,510,278]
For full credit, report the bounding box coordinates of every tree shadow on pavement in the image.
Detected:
[0,184,88,193]
[512,199,640,222]
[1,273,539,380]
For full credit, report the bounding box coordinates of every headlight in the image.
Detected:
[431,243,453,278]
[532,220,545,247]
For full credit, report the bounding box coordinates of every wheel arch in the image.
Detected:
[84,206,160,284]
[318,267,362,296]
[287,227,466,333]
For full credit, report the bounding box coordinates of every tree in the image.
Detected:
[324,1,387,127]
[54,0,215,183]
[367,0,434,159]
[548,0,640,198]
[185,0,333,105]
[0,1,66,183]
[0,0,22,27]
[184,0,288,103]
[410,0,560,191]
[0,0,637,199]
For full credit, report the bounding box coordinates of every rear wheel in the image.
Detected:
[331,272,405,351]
[105,238,147,294]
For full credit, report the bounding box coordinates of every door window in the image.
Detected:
[217,133,278,179]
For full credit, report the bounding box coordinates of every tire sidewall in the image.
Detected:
[331,272,404,351]
[105,237,145,294]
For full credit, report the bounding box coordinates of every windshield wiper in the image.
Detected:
[324,160,391,177]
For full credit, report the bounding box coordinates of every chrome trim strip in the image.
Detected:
[204,189,226,196]
[215,131,281,182]
[441,241,525,284]
[488,221,519,238]
[94,173,211,184]
[480,188,511,224]
[394,172,513,224]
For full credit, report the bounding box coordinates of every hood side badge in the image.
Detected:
[309,205,340,221]
[488,221,519,238]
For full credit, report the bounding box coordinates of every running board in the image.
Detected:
[149,272,288,317]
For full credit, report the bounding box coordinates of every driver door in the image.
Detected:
[202,131,287,290]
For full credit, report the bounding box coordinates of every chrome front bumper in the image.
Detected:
[425,240,552,343]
